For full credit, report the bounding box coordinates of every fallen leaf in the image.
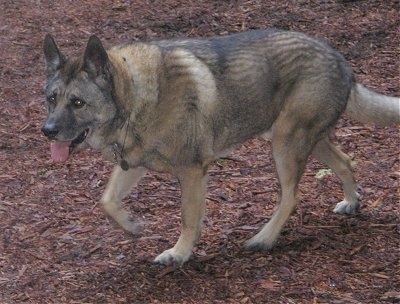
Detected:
[259,279,281,291]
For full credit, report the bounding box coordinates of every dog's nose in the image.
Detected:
[41,123,60,139]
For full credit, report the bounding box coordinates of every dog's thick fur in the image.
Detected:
[42,30,400,265]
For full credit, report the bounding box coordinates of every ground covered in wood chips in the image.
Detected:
[1,1,399,303]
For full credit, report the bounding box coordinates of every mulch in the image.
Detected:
[0,1,399,303]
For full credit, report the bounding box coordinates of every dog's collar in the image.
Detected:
[112,143,129,170]
[111,117,130,171]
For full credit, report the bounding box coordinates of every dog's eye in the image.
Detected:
[48,94,57,104]
[71,98,86,108]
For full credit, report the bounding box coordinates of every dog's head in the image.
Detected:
[42,34,117,162]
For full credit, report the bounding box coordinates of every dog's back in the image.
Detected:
[144,30,355,149]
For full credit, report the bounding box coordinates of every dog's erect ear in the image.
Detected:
[83,35,109,77]
[43,34,66,76]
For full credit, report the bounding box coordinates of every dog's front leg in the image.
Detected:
[154,167,207,265]
[101,165,147,234]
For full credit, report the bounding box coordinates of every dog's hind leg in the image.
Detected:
[154,166,207,265]
[312,137,360,214]
[101,165,147,234]
[245,121,314,250]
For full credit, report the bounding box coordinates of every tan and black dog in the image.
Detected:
[42,30,399,265]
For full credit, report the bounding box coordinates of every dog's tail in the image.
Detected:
[345,83,400,126]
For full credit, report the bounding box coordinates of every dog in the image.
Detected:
[42,29,399,265]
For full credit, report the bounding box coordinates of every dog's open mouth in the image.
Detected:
[50,129,89,163]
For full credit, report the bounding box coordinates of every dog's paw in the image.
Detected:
[244,235,275,251]
[244,222,279,251]
[333,199,360,215]
[120,220,143,236]
[333,191,361,215]
[102,203,143,235]
[108,215,143,236]
[153,248,191,266]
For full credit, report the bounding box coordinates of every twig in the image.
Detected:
[23,250,49,261]
[369,223,398,228]
[303,225,341,229]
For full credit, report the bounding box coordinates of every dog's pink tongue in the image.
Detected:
[50,141,71,163]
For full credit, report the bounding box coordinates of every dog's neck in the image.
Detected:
[105,44,162,170]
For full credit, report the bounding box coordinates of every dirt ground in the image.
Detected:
[0,0,399,303]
